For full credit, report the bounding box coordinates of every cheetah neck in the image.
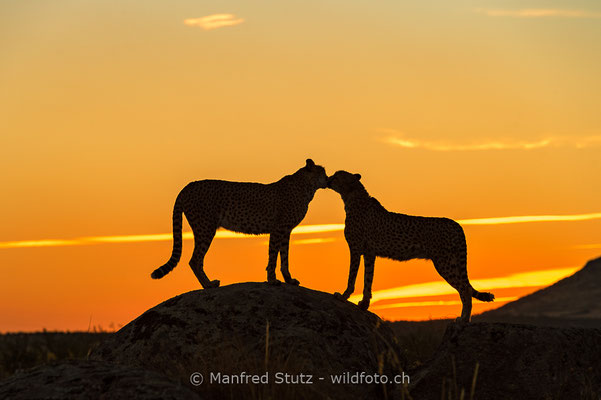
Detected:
[279,172,319,201]
[340,185,370,210]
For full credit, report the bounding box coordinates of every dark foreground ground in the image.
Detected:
[2,318,600,399]
[4,316,599,379]
[0,331,111,380]
[0,322,444,381]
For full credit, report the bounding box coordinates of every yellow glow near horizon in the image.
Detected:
[348,266,580,304]
[370,296,518,310]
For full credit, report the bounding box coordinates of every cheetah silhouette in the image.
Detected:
[151,159,328,288]
[327,170,494,322]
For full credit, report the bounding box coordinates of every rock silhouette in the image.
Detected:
[90,282,406,399]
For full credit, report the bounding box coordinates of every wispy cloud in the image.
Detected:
[475,8,601,18]
[382,131,601,151]
[0,224,345,249]
[292,238,337,245]
[2,211,601,250]
[3,209,601,250]
[260,237,338,246]
[572,243,601,250]
[184,14,244,30]
[349,266,580,304]
[458,212,601,225]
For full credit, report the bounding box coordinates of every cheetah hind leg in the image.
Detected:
[456,286,472,323]
[433,257,472,323]
[189,229,220,289]
[190,257,220,289]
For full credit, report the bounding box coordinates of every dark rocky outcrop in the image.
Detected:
[410,322,601,400]
[90,282,406,399]
[0,359,201,399]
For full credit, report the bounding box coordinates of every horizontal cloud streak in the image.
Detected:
[349,266,580,304]
[371,296,517,310]
[184,14,244,30]
[457,212,601,225]
[383,133,601,151]
[572,243,601,249]
[291,238,337,245]
[476,8,601,18]
[2,213,600,249]
[0,224,345,249]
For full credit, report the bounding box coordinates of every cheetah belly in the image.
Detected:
[219,208,275,235]
[218,193,277,235]
[369,224,431,262]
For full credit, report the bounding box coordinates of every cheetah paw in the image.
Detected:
[286,278,300,286]
[357,300,370,310]
[209,280,220,288]
[267,279,282,286]
[333,292,347,301]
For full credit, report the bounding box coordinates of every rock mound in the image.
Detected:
[0,360,200,399]
[410,322,601,399]
[90,282,406,399]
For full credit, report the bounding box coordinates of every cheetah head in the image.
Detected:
[326,170,362,195]
[301,159,328,189]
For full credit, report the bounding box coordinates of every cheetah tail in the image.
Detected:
[151,197,183,279]
[472,289,495,302]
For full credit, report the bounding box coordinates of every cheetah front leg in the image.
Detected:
[334,249,361,301]
[279,231,300,286]
[266,231,283,285]
[357,253,375,310]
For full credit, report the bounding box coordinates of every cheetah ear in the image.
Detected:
[305,159,315,167]
[354,173,362,180]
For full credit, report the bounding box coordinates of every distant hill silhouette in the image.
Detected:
[476,256,601,328]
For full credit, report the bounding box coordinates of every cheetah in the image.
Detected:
[151,159,328,288]
[326,170,494,322]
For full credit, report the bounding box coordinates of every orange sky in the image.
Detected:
[1,0,600,332]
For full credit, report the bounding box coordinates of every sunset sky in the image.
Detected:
[1,0,600,332]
